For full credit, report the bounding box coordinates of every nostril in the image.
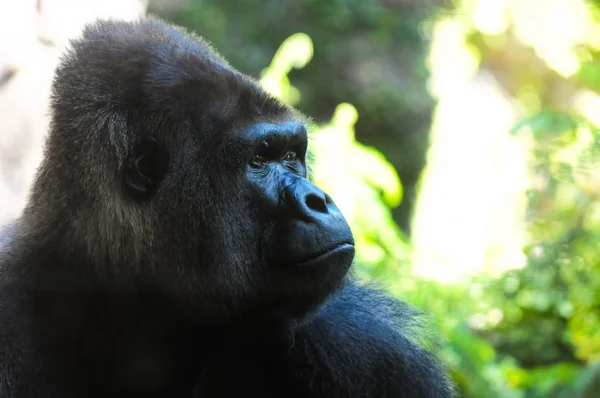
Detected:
[305,193,328,214]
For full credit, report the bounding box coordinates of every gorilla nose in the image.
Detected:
[304,192,329,214]
[284,181,335,222]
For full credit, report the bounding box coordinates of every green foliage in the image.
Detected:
[259,33,313,106]
[421,1,600,396]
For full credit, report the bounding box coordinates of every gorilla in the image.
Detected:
[0,18,452,398]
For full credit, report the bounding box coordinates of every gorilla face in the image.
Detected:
[44,20,354,320]
[241,121,355,311]
[243,122,354,269]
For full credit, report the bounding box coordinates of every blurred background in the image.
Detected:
[2,0,600,396]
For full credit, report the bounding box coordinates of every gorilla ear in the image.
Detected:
[123,137,169,199]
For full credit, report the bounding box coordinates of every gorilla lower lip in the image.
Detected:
[297,243,354,267]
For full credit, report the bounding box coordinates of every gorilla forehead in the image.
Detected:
[52,18,286,131]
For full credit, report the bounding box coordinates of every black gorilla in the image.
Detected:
[0,18,453,398]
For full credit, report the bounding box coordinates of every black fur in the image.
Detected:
[0,18,453,397]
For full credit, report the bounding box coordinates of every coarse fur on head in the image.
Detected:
[19,18,350,324]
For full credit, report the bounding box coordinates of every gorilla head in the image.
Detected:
[24,19,354,322]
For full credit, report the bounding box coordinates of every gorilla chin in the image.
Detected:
[266,238,355,311]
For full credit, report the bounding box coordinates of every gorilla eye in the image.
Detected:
[250,141,269,167]
[250,154,266,167]
[284,151,298,162]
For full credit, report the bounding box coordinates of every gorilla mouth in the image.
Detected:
[296,242,355,267]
